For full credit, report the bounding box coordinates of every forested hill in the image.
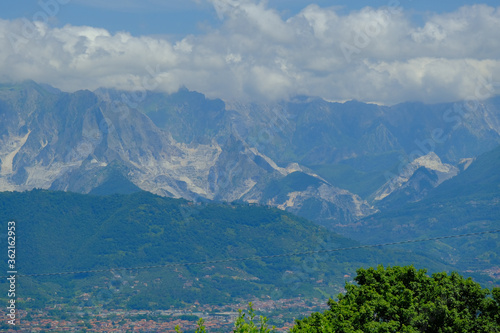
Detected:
[0,190,448,309]
[341,145,500,281]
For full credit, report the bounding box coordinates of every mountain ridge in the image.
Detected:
[1,81,500,226]
[0,189,456,309]
[337,144,500,281]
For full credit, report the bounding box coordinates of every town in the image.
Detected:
[1,297,329,332]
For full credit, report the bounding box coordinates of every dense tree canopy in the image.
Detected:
[292,265,500,332]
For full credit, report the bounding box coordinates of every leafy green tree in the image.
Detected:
[233,303,276,333]
[175,304,275,333]
[176,318,206,333]
[292,265,500,333]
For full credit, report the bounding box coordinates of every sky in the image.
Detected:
[0,0,499,105]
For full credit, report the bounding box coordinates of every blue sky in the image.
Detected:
[0,0,499,104]
[0,0,497,36]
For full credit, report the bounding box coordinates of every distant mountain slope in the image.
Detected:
[1,81,500,225]
[0,190,450,309]
[425,144,500,201]
[225,98,500,167]
[88,163,142,196]
[340,145,500,279]
[0,82,371,224]
[371,152,459,209]
[257,171,376,228]
[96,87,229,145]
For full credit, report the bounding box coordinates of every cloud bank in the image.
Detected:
[0,1,499,104]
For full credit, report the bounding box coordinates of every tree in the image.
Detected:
[233,302,275,333]
[175,303,275,333]
[292,265,500,333]
[175,318,206,333]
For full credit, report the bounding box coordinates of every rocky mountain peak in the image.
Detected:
[1,81,500,226]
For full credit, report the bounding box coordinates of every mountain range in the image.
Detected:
[1,81,500,228]
[340,144,500,282]
[0,80,499,312]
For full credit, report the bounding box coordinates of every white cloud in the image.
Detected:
[0,3,499,104]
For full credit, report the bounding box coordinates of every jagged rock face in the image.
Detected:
[373,152,459,204]
[264,182,377,228]
[1,82,500,226]
[226,98,500,167]
[0,85,240,201]
[0,82,374,226]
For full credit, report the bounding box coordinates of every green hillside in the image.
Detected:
[427,144,500,201]
[341,145,500,281]
[0,190,449,310]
